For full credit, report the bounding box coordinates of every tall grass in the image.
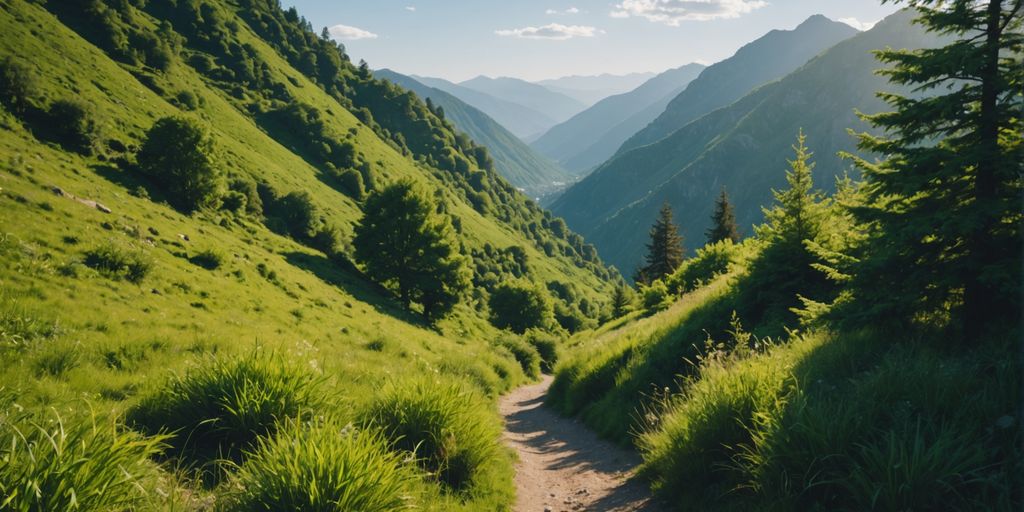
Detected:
[495,333,541,379]
[128,350,325,466]
[0,298,63,350]
[226,418,419,512]
[0,410,167,511]
[83,242,153,283]
[357,378,504,493]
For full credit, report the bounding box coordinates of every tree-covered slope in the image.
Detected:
[531,63,705,176]
[552,10,937,275]
[617,15,858,155]
[0,0,619,507]
[373,69,571,197]
[414,74,559,140]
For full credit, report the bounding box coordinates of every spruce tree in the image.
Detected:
[610,285,634,318]
[842,1,1023,335]
[636,203,685,284]
[353,180,471,322]
[706,187,741,244]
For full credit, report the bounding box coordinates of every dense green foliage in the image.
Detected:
[228,419,419,512]
[353,180,471,321]
[137,116,224,212]
[496,333,542,379]
[635,203,685,284]
[488,280,554,334]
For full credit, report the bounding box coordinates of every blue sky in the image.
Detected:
[283,1,900,82]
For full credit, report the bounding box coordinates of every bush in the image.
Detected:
[667,239,739,294]
[488,280,553,334]
[128,351,324,464]
[46,99,99,155]
[190,248,225,270]
[230,177,263,216]
[336,167,365,200]
[641,280,670,312]
[0,56,33,114]
[83,242,153,283]
[0,410,166,512]
[227,419,418,512]
[137,116,223,212]
[220,190,248,213]
[496,333,541,379]
[525,330,560,373]
[357,379,502,492]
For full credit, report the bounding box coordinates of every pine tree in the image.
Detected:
[636,203,685,284]
[706,187,741,244]
[842,0,1023,335]
[610,285,634,318]
[353,180,471,322]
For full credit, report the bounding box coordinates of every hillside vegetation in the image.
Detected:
[0,0,620,509]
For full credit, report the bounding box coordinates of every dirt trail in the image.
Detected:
[499,376,662,512]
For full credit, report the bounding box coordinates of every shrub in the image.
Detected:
[220,190,248,213]
[227,419,418,512]
[128,351,324,464]
[83,242,153,283]
[525,330,560,373]
[175,90,200,110]
[190,248,225,270]
[667,239,738,294]
[137,116,223,211]
[336,167,365,200]
[488,280,553,334]
[641,280,670,312]
[358,379,502,492]
[46,99,99,155]
[230,177,263,216]
[0,410,167,512]
[0,56,33,114]
[495,333,541,379]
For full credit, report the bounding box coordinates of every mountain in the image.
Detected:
[459,76,588,131]
[530,63,706,176]
[550,10,939,275]
[373,69,572,197]
[617,15,859,155]
[535,72,656,105]
[412,75,558,139]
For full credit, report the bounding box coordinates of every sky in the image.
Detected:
[282,1,901,83]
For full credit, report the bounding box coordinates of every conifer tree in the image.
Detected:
[353,180,471,322]
[636,203,685,284]
[842,0,1022,335]
[706,187,741,244]
[610,285,634,318]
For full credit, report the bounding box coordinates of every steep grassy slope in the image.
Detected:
[0,0,617,508]
[374,69,572,197]
[552,10,936,274]
[618,15,858,154]
[531,63,705,176]
[414,74,558,140]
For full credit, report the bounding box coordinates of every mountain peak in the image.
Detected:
[796,14,835,29]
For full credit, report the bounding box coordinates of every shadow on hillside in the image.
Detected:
[92,163,169,206]
[282,251,426,327]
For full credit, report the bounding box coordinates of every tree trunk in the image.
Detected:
[963,0,1004,338]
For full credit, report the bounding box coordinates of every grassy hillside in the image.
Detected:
[618,15,858,155]
[531,63,705,176]
[552,10,937,274]
[0,0,618,508]
[373,69,572,198]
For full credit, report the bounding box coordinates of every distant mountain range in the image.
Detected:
[550,11,940,276]
[411,75,558,140]
[530,63,706,176]
[374,69,572,198]
[459,76,588,132]
[536,72,657,106]
[618,14,859,155]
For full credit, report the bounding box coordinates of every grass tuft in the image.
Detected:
[83,242,153,283]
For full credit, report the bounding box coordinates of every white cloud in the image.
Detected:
[328,24,378,40]
[611,0,767,25]
[495,23,601,40]
[838,17,877,31]
[405,6,416,11]
[546,7,581,15]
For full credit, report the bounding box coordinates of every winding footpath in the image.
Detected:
[499,376,662,512]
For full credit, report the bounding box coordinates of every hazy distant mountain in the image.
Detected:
[530,63,706,176]
[550,10,939,275]
[411,75,558,139]
[618,15,859,155]
[536,72,657,105]
[459,76,588,128]
[374,69,571,197]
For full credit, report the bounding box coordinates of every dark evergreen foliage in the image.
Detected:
[635,203,685,284]
[706,187,741,244]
